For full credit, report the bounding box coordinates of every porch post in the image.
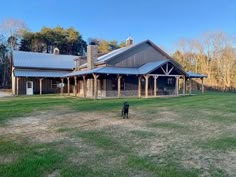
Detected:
[74,76,77,96]
[153,75,158,97]
[60,78,64,95]
[189,78,192,95]
[67,77,70,96]
[175,76,179,96]
[117,75,122,98]
[77,80,80,96]
[83,75,87,98]
[93,74,99,99]
[145,75,149,98]
[201,78,204,94]
[39,78,43,95]
[138,76,141,97]
[103,79,106,97]
[183,76,186,95]
[16,77,20,96]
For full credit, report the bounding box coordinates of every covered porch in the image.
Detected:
[63,61,207,99]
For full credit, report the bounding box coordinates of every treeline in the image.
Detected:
[172,32,236,91]
[20,28,125,55]
[20,27,87,55]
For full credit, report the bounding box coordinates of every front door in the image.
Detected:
[26,81,33,95]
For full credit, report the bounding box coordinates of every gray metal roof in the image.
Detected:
[64,67,138,77]
[65,67,102,77]
[65,60,170,77]
[13,51,77,70]
[79,47,130,68]
[80,40,175,68]
[138,60,168,74]
[14,69,70,78]
[96,46,132,64]
[186,72,207,78]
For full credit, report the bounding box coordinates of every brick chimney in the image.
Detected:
[87,44,97,69]
[126,37,133,46]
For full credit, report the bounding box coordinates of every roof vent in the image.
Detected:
[53,48,60,55]
[126,37,133,46]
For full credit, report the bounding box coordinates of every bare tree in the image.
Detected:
[0,18,27,50]
[0,18,27,88]
[173,31,236,91]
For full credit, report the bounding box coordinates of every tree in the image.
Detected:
[0,18,27,51]
[0,18,27,88]
[20,26,87,55]
[173,31,236,91]
[88,38,124,54]
[97,40,110,54]
[0,44,10,88]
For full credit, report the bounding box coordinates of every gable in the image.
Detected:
[106,41,169,68]
[149,61,187,76]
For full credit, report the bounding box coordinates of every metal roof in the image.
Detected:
[96,46,133,64]
[138,60,168,74]
[186,72,207,78]
[65,60,170,77]
[13,51,77,70]
[14,69,70,78]
[80,40,175,68]
[65,67,139,77]
[65,67,102,77]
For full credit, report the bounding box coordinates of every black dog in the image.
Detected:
[121,102,129,119]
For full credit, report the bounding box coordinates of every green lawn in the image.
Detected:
[0,92,235,177]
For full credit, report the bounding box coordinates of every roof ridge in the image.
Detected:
[13,50,78,57]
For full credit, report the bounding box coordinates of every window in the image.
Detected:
[167,78,174,85]
[27,82,32,88]
[51,80,59,89]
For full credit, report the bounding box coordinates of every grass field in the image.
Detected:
[0,92,236,177]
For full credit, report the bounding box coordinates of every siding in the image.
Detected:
[17,78,67,95]
[107,43,168,68]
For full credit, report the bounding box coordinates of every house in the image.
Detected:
[12,38,207,98]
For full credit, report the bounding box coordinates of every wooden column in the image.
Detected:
[117,75,122,98]
[201,78,204,94]
[39,78,43,95]
[175,76,179,96]
[16,77,20,96]
[83,75,86,98]
[145,75,150,98]
[60,78,64,95]
[77,80,80,96]
[67,77,70,96]
[103,79,106,97]
[182,77,186,95]
[189,78,192,95]
[74,76,77,96]
[93,74,99,99]
[138,76,141,98]
[153,76,158,97]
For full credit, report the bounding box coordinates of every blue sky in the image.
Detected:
[0,0,235,52]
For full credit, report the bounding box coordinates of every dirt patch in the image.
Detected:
[1,106,235,176]
[0,108,145,143]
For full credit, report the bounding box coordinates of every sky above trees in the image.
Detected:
[0,0,236,52]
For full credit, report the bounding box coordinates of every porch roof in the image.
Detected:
[65,60,169,77]
[186,72,207,78]
[14,69,70,78]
